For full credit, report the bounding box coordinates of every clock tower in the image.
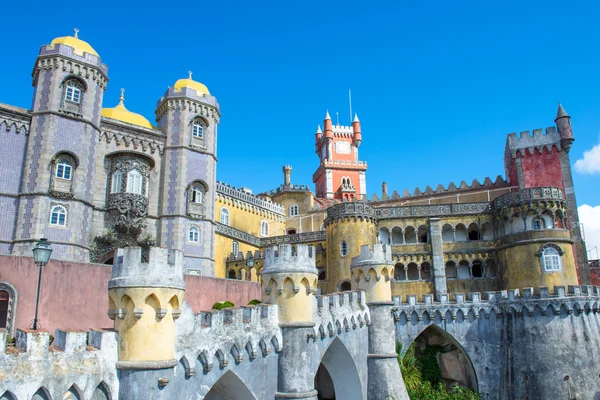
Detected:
[312,112,367,200]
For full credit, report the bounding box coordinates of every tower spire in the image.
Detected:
[119,88,125,105]
[555,103,569,120]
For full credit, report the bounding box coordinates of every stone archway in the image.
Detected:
[0,281,17,336]
[314,337,362,400]
[205,370,257,400]
[409,325,478,391]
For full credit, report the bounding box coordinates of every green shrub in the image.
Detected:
[212,301,235,310]
[408,382,480,400]
[397,343,422,391]
[248,299,261,305]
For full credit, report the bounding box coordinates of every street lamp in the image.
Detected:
[245,255,255,281]
[31,238,52,330]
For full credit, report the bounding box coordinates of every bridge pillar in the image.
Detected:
[429,217,448,300]
[351,245,410,400]
[262,244,319,400]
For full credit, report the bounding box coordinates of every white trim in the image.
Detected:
[220,207,230,225]
[49,205,68,226]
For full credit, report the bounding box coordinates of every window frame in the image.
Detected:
[55,159,73,180]
[220,207,230,225]
[191,186,204,204]
[192,121,204,138]
[64,82,82,104]
[188,226,200,243]
[260,220,269,237]
[127,169,144,195]
[232,241,239,256]
[542,246,562,272]
[49,205,67,226]
[340,240,348,257]
[289,204,299,217]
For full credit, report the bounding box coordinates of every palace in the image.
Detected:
[0,32,598,400]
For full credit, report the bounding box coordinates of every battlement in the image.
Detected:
[156,86,220,109]
[38,42,108,75]
[492,186,564,209]
[0,328,118,399]
[109,247,185,290]
[262,244,317,275]
[217,181,286,215]
[370,175,508,202]
[351,244,394,268]
[312,291,370,339]
[505,126,562,157]
[175,303,281,374]
[322,159,367,169]
[325,202,375,225]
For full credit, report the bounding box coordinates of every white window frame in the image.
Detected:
[55,160,72,180]
[127,169,143,195]
[232,241,239,256]
[340,240,348,257]
[289,204,299,217]
[65,83,82,103]
[191,186,204,204]
[532,217,544,230]
[188,226,200,243]
[192,121,204,138]
[542,247,562,272]
[50,205,67,226]
[220,207,230,225]
[260,220,269,236]
[111,170,123,193]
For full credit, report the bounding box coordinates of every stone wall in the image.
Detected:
[0,255,261,335]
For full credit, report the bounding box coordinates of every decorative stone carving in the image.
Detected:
[107,193,148,235]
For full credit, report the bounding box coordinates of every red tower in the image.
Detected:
[312,112,367,200]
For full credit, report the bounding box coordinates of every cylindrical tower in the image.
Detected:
[350,244,409,400]
[108,246,185,369]
[262,244,319,400]
[493,188,579,290]
[324,202,377,294]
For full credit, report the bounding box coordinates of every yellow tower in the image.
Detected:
[108,247,185,369]
[261,244,318,323]
[351,244,394,301]
[324,202,377,294]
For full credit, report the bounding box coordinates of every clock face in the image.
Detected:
[335,141,351,154]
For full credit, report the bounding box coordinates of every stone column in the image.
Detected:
[351,245,410,400]
[262,244,319,400]
[429,218,447,300]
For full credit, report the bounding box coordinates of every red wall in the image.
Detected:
[518,147,564,189]
[0,255,261,334]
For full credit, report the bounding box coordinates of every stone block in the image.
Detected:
[54,330,87,353]
[567,285,581,296]
[522,287,534,297]
[16,329,49,356]
[423,294,433,304]
[454,293,465,304]
[469,292,481,303]
[407,295,417,306]
[554,286,566,297]
[89,328,117,351]
[538,287,549,298]
[392,295,402,306]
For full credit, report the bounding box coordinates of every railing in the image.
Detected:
[375,203,491,219]
[216,223,326,248]
[493,187,564,209]
[216,182,285,215]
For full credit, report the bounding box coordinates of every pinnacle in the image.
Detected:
[556,103,569,119]
[353,113,360,122]
[316,125,322,134]
[325,110,331,120]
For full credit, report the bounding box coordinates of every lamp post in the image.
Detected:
[246,254,255,281]
[31,238,52,330]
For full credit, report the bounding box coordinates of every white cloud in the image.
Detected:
[574,142,600,174]
[579,204,600,260]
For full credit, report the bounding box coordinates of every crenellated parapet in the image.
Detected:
[505,127,563,158]
[324,201,375,226]
[311,291,371,340]
[350,245,395,302]
[0,328,118,399]
[174,303,281,376]
[108,247,185,369]
[261,244,318,323]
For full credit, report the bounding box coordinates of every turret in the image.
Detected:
[314,125,322,151]
[323,111,333,142]
[108,247,185,369]
[282,165,292,186]
[555,103,574,151]
[261,244,318,323]
[352,113,362,147]
[350,244,394,302]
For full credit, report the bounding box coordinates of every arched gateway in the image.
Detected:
[205,370,257,400]
[314,337,362,400]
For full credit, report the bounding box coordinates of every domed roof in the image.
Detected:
[50,29,99,57]
[174,71,210,96]
[101,89,153,129]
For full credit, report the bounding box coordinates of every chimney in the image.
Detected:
[382,182,389,200]
[283,165,292,186]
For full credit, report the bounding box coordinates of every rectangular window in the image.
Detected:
[128,174,143,195]
[65,86,81,103]
[56,164,72,180]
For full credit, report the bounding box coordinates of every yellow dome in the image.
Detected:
[50,31,99,57]
[174,72,210,96]
[102,90,153,129]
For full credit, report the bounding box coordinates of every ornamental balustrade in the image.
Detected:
[216,182,285,215]
[492,187,564,209]
[375,202,491,219]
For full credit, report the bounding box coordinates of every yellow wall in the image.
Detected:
[109,287,183,362]
[352,265,393,302]
[324,217,376,294]
[391,280,434,301]
[497,230,578,290]
[262,272,318,322]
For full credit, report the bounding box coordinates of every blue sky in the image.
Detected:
[1,0,599,252]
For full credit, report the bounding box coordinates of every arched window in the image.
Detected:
[0,290,9,329]
[111,169,123,193]
[532,217,545,230]
[228,269,238,279]
[318,267,326,281]
[458,260,470,279]
[192,121,204,138]
[542,246,562,271]
[289,204,299,217]
[340,240,348,257]
[379,228,390,245]
[421,262,432,280]
[188,226,200,243]
[65,80,82,103]
[50,205,67,226]
[127,169,143,195]
[394,263,406,281]
[472,260,483,278]
[445,261,457,279]
[55,157,73,180]
[220,207,230,225]
[232,241,239,256]
[260,221,269,236]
